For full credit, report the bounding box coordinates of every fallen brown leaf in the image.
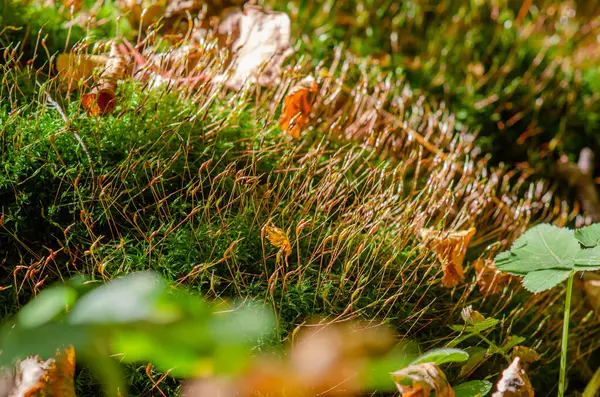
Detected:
[164,0,244,20]
[215,5,294,90]
[419,227,476,288]
[279,75,319,139]
[82,43,124,116]
[511,346,541,367]
[117,0,166,29]
[474,259,514,295]
[56,53,109,89]
[491,357,534,397]
[393,362,455,397]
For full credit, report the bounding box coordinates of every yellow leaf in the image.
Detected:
[393,362,455,397]
[419,227,476,288]
[265,225,291,256]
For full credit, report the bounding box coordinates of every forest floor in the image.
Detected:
[3,0,600,395]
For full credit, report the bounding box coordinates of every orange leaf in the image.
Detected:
[17,347,76,397]
[393,362,455,397]
[279,75,318,139]
[82,43,124,116]
[419,227,476,288]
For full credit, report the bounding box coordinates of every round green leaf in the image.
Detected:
[495,224,579,274]
[575,224,600,247]
[410,348,469,366]
[521,269,572,294]
[18,286,77,328]
[574,246,600,270]
[68,272,171,324]
[453,380,493,397]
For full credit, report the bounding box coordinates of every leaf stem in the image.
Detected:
[559,271,574,397]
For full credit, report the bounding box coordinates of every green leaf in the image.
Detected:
[209,303,275,343]
[112,328,204,377]
[574,246,600,270]
[453,380,493,397]
[69,272,177,324]
[79,348,127,397]
[522,269,572,293]
[575,224,600,247]
[410,348,469,366]
[459,347,488,377]
[495,224,579,274]
[17,285,76,328]
[465,318,499,333]
[0,323,90,366]
[361,342,420,391]
[500,335,526,353]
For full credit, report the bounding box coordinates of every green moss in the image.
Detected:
[4,1,600,394]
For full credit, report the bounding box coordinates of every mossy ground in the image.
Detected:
[3,0,600,395]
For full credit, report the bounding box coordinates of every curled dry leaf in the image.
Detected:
[393,362,455,397]
[215,5,294,90]
[9,347,76,397]
[419,227,476,288]
[474,259,514,295]
[279,75,319,139]
[164,0,245,20]
[82,43,125,116]
[265,225,291,257]
[117,0,166,29]
[56,53,109,89]
[492,358,534,397]
[511,347,541,367]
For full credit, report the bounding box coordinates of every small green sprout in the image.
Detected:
[495,223,600,397]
